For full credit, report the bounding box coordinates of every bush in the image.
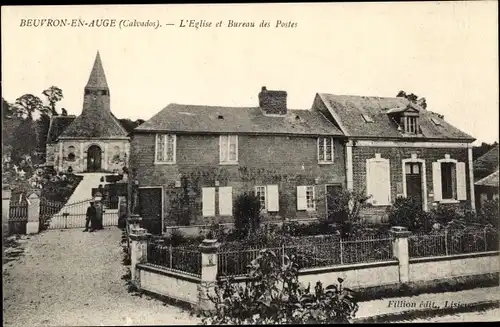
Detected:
[201,249,358,324]
[387,197,433,232]
[430,204,459,227]
[480,199,499,228]
[233,192,262,237]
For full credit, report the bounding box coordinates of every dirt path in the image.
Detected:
[3,227,200,326]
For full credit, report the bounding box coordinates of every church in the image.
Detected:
[45,52,130,173]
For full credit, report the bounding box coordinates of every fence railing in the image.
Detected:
[217,234,394,278]
[146,241,202,277]
[409,228,499,258]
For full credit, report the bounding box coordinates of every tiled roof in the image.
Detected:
[59,108,128,138]
[475,170,499,187]
[134,104,343,136]
[317,93,475,141]
[46,116,76,144]
[474,146,499,170]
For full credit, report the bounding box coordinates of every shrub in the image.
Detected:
[430,204,459,226]
[480,199,499,228]
[387,197,433,232]
[201,249,358,324]
[233,192,262,237]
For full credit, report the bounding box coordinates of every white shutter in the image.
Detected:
[219,187,233,216]
[432,162,442,202]
[267,185,279,212]
[202,187,215,217]
[456,162,467,201]
[297,186,307,210]
[366,159,391,205]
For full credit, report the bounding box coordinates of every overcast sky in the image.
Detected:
[2,2,498,144]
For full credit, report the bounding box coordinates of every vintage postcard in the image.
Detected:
[2,2,499,325]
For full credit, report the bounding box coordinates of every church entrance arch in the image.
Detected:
[87,145,102,172]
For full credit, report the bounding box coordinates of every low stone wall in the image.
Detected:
[409,251,499,282]
[137,264,200,306]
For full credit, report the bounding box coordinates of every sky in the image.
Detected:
[1,2,498,144]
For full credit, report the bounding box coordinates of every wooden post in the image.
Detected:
[340,237,344,265]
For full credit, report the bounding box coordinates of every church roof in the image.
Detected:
[85,51,109,90]
[46,115,76,144]
[59,108,128,139]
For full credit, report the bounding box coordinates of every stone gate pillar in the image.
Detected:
[26,191,41,234]
[198,239,220,311]
[390,226,412,284]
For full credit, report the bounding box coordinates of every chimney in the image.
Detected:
[258,86,287,115]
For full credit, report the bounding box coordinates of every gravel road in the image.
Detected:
[3,227,200,326]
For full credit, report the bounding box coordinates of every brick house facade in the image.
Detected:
[312,93,477,223]
[130,87,346,232]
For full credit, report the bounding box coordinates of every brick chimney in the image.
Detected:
[258,86,287,116]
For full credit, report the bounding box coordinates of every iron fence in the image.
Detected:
[409,228,499,258]
[217,234,394,278]
[146,241,202,277]
[39,197,65,231]
[46,198,118,229]
[8,203,28,235]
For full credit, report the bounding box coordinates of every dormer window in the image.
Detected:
[405,116,418,134]
[387,104,420,135]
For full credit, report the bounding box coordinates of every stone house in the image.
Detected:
[129,87,346,232]
[45,52,130,174]
[311,93,477,222]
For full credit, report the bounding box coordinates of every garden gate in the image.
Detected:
[44,198,119,229]
[8,202,28,235]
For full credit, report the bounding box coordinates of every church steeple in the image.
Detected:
[83,51,110,112]
[86,51,109,90]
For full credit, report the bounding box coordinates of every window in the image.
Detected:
[155,134,176,163]
[362,114,373,123]
[255,185,279,212]
[255,186,267,210]
[432,158,467,202]
[297,185,315,211]
[220,135,238,164]
[431,117,442,126]
[441,162,456,200]
[67,146,76,161]
[405,116,418,134]
[318,137,334,163]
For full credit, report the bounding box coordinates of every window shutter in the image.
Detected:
[267,185,279,212]
[366,159,391,205]
[218,187,233,216]
[202,187,215,217]
[456,162,467,201]
[432,162,442,202]
[297,186,307,210]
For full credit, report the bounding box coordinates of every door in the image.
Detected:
[405,162,423,208]
[87,145,102,172]
[326,184,346,223]
[138,187,162,235]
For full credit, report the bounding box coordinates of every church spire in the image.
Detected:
[86,51,108,90]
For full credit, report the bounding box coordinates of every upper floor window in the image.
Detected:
[220,135,238,164]
[405,116,418,134]
[155,134,176,163]
[318,137,334,163]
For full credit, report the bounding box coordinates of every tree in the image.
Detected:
[396,90,427,109]
[119,118,146,134]
[233,192,262,237]
[11,118,38,164]
[201,249,359,324]
[42,86,63,116]
[14,94,44,120]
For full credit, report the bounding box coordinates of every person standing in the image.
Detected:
[84,201,97,232]
[94,201,104,230]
